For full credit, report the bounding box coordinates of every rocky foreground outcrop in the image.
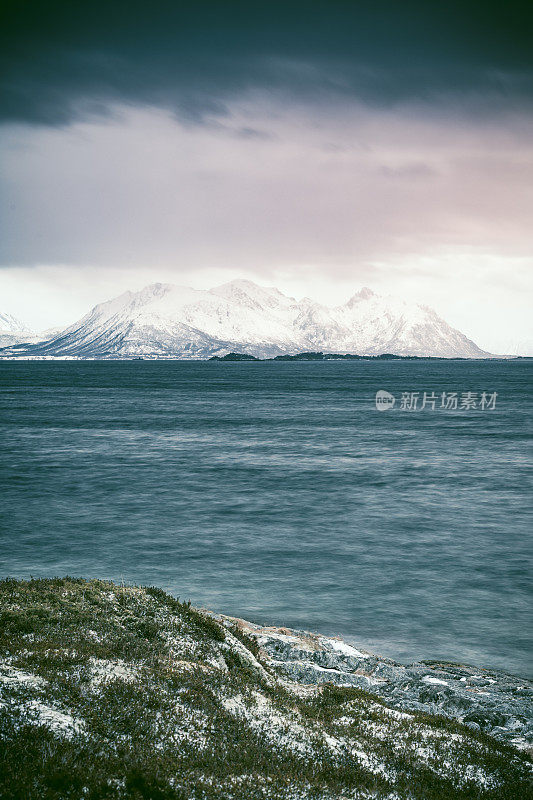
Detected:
[1,578,531,800]
[213,614,533,752]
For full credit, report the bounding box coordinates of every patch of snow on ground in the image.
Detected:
[24,700,85,737]
[421,676,449,686]
[335,715,358,726]
[376,704,414,720]
[461,765,498,789]
[206,654,228,671]
[323,638,367,658]
[86,629,103,642]
[221,691,312,755]
[299,662,346,675]
[0,666,47,689]
[350,745,397,782]
[157,706,210,751]
[89,658,138,687]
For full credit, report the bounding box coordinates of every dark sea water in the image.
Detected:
[0,360,531,677]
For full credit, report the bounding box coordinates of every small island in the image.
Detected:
[208,351,459,361]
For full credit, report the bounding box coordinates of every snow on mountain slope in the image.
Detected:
[0,312,69,348]
[0,312,32,333]
[0,312,36,347]
[329,289,483,357]
[0,280,489,359]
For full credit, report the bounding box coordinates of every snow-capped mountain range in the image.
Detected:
[0,279,489,359]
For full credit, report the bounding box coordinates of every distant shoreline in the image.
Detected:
[0,352,530,362]
[207,351,530,362]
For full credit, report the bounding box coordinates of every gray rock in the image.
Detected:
[214,613,533,750]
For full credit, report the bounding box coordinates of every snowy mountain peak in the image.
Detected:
[350,287,376,303]
[0,312,50,348]
[0,280,490,359]
[137,282,173,300]
[0,311,34,334]
[211,279,292,310]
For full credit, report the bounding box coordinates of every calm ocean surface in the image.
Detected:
[0,360,531,677]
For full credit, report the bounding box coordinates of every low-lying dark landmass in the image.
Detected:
[209,352,476,362]
[1,579,531,799]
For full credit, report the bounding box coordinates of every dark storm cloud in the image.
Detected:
[1,0,532,126]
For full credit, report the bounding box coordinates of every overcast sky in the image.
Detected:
[1,0,532,353]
